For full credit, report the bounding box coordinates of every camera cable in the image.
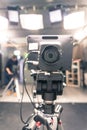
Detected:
[19,54,36,125]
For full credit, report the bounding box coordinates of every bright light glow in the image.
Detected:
[14,50,21,59]
[0,30,15,43]
[74,26,87,41]
[0,31,9,43]
[74,31,85,41]
[49,9,62,23]
[63,11,85,29]
[8,10,19,23]
[20,14,44,30]
[0,16,8,30]
[14,50,20,56]
[29,43,38,50]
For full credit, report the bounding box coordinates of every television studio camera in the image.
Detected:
[22,35,73,130]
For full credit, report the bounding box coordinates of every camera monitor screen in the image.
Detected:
[29,42,38,51]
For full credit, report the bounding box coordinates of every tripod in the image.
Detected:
[0,76,21,101]
[22,101,63,130]
[21,71,64,130]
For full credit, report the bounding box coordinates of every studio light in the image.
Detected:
[20,14,44,30]
[63,11,85,29]
[49,6,62,23]
[0,16,8,30]
[7,6,19,24]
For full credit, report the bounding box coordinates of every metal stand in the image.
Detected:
[22,103,64,130]
[14,77,21,101]
[0,78,14,97]
[21,71,64,130]
[0,77,21,101]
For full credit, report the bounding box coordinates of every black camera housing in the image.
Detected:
[36,72,64,100]
[27,35,73,72]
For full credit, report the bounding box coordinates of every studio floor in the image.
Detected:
[0,102,87,130]
[0,83,87,130]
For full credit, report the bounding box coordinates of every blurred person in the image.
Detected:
[4,55,18,96]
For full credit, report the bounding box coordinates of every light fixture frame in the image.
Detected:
[7,6,20,25]
[49,5,63,23]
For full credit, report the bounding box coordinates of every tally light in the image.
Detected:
[0,16,8,30]
[20,14,44,30]
[63,11,85,30]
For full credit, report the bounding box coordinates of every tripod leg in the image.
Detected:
[0,78,14,97]
[56,118,64,130]
[14,77,21,101]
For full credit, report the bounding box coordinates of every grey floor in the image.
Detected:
[0,82,87,130]
[0,102,87,130]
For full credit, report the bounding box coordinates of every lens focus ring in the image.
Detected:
[42,46,60,63]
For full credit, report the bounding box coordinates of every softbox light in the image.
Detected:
[0,16,8,30]
[63,11,85,29]
[49,8,62,23]
[7,6,19,25]
[20,14,44,30]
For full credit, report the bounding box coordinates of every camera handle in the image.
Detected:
[22,104,63,130]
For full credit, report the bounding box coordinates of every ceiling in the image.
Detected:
[0,0,87,8]
[0,0,87,40]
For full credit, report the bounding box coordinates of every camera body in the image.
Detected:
[27,35,73,72]
[27,35,73,114]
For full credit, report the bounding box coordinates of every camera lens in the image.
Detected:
[42,45,60,63]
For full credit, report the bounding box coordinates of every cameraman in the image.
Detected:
[4,55,18,96]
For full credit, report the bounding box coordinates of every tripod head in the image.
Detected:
[34,71,64,114]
